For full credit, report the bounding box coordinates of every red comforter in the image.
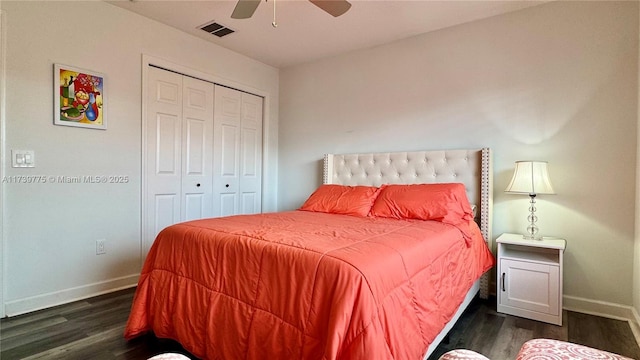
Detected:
[125,211,494,360]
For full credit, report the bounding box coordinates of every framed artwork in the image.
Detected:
[54,64,106,130]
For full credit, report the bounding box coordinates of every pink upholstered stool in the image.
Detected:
[439,349,490,360]
[147,353,190,360]
[517,339,633,360]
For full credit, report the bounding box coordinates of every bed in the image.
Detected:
[125,148,495,360]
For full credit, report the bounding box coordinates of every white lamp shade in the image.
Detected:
[505,161,555,195]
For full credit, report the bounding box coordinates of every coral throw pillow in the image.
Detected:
[370,183,473,225]
[299,184,381,217]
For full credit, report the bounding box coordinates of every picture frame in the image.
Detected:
[54,63,106,130]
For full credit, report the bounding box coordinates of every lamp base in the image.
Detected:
[523,194,543,240]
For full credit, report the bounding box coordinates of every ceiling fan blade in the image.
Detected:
[309,0,351,17]
[231,0,261,19]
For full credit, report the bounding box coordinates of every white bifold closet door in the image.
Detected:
[144,67,263,256]
[213,85,263,217]
[145,67,214,255]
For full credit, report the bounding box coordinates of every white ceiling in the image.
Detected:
[107,0,547,69]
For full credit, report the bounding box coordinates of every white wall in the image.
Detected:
[0,7,6,317]
[1,0,278,315]
[280,1,639,315]
[634,0,640,338]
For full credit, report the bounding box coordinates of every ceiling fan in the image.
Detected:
[231,0,352,19]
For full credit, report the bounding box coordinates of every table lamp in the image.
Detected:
[505,161,555,240]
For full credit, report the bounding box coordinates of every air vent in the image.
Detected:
[199,21,235,38]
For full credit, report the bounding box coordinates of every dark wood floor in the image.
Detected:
[1,287,639,360]
[428,297,640,360]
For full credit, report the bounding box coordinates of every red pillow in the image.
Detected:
[370,183,474,224]
[299,184,381,217]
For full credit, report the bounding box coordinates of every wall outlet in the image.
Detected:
[96,239,106,255]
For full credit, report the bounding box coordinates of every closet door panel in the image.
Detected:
[241,193,259,215]
[185,118,205,175]
[239,92,262,214]
[213,85,241,217]
[184,194,204,221]
[145,67,183,255]
[156,114,181,175]
[220,193,238,217]
[154,194,179,235]
[221,124,239,177]
[182,76,214,221]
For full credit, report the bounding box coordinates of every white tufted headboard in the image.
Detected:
[323,148,493,298]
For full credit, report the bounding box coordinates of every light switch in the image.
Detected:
[12,150,35,168]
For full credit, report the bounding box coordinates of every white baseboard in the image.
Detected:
[630,306,640,348]
[563,295,636,321]
[4,274,139,317]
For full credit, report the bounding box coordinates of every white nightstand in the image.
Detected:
[496,233,566,326]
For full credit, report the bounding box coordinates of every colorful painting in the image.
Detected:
[54,64,106,129]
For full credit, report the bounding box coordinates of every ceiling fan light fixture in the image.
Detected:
[231,0,351,20]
